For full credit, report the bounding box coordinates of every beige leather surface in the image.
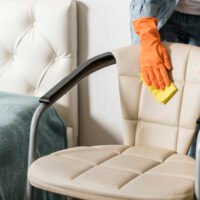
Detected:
[29,145,195,200]
[0,0,78,147]
[28,43,198,199]
[112,43,200,154]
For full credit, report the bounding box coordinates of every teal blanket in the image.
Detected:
[0,92,67,200]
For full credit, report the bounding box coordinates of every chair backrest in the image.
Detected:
[113,42,200,154]
[0,0,78,147]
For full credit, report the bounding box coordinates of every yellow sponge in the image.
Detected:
[141,76,178,104]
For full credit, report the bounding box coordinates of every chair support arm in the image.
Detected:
[28,51,116,167]
[39,52,116,105]
[195,117,200,200]
[26,52,116,200]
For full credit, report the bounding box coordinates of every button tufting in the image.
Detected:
[32,22,37,27]
[55,57,59,62]
[52,55,59,62]
[9,54,16,61]
[13,54,17,60]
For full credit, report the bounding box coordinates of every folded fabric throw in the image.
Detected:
[141,76,178,104]
[0,91,67,200]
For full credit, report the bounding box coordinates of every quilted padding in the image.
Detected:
[0,0,78,147]
[28,145,195,200]
[112,43,200,154]
[28,43,199,199]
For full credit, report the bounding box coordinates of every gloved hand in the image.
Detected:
[133,17,171,90]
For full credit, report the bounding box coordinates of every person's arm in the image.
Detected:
[130,0,157,45]
[130,0,171,90]
[130,0,157,21]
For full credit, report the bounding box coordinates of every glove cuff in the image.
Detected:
[133,17,160,45]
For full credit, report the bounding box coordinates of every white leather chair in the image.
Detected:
[0,0,78,148]
[27,42,200,200]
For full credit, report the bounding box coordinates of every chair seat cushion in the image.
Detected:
[28,145,195,200]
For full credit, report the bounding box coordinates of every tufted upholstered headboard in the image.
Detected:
[113,42,200,154]
[0,0,78,147]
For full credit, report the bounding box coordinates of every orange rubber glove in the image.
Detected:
[133,17,171,90]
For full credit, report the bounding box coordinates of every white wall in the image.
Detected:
[77,0,131,145]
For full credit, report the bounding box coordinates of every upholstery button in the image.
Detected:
[32,22,37,27]
[55,57,59,62]
[9,54,16,61]
[52,55,59,62]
